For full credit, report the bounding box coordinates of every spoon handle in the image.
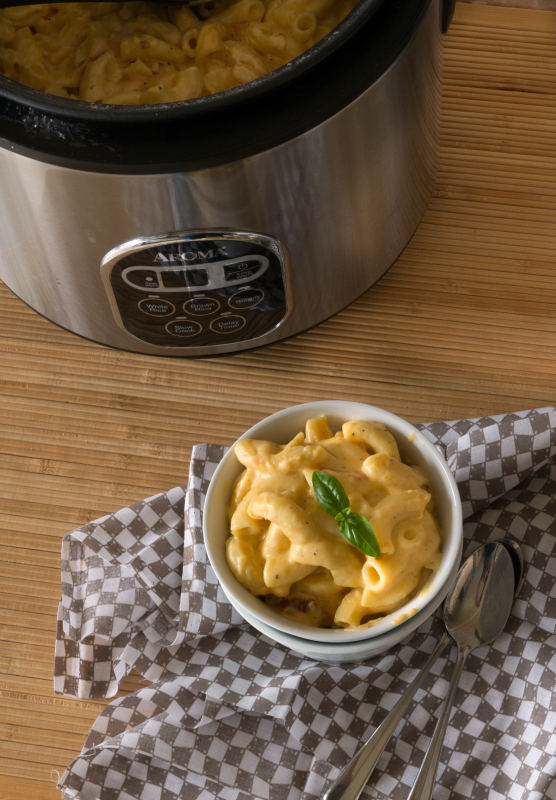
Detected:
[407,643,471,800]
[324,632,452,800]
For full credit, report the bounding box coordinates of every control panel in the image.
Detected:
[101,231,292,350]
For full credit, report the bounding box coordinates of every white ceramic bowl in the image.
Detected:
[204,401,462,651]
[233,555,460,663]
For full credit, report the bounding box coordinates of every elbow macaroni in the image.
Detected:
[226,416,443,629]
[0,0,358,104]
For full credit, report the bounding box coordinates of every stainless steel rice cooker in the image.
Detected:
[0,0,454,356]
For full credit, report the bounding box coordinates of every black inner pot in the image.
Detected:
[0,0,435,172]
[0,0,385,122]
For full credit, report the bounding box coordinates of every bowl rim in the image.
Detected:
[203,400,463,644]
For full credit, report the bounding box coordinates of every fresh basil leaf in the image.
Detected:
[312,470,381,558]
[334,508,351,523]
[339,513,381,558]
[312,471,350,518]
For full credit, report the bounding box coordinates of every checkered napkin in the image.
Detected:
[55,408,556,800]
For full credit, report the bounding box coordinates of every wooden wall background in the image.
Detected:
[461,0,555,10]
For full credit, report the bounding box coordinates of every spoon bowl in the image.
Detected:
[407,540,516,800]
[444,540,516,651]
[500,538,525,597]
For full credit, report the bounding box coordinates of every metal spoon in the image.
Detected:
[324,540,521,800]
[407,541,515,800]
[502,537,525,597]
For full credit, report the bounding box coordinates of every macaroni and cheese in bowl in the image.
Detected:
[204,401,463,645]
[0,0,359,105]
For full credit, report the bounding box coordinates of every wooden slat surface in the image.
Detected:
[1,3,555,797]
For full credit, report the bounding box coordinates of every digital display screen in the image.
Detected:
[160,269,208,288]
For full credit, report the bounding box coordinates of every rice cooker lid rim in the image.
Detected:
[0,0,384,123]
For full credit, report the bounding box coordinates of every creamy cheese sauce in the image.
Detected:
[226,416,443,629]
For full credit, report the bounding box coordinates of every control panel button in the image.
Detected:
[160,269,209,289]
[139,297,175,317]
[210,315,246,334]
[166,319,202,337]
[184,297,220,316]
[224,261,262,282]
[126,269,160,289]
[229,288,264,310]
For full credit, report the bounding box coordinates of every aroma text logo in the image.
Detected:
[154,245,228,263]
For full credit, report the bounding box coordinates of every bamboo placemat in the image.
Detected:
[1,3,555,798]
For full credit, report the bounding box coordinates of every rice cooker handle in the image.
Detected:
[440,0,456,33]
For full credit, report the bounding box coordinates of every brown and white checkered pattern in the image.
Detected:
[56,409,556,800]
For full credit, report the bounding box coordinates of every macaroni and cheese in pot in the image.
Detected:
[226,416,443,629]
[0,0,358,104]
